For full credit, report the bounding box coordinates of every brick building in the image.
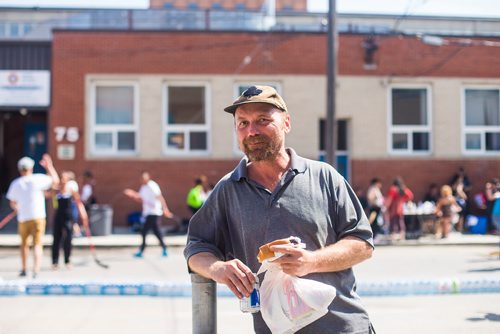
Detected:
[49,30,500,227]
[1,6,499,229]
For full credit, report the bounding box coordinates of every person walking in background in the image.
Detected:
[366,178,385,239]
[185,86,375,333]
[451,176,468,233]
[80,170,97,211]
[450,167,472,223]
[422,183,439,204]
[435,185,461,239]
[186,175,208,215]
[124,172,173,258]
[449,167,472,193]
[73,170,96,237]
[51,170,89,269]
[385,176,414,241]
[485,178,500,234]
[6,155,59,278]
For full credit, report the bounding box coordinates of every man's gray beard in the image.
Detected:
[243,136,283,162]
[245,147,279,162]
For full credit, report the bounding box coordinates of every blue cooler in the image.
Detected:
[466,215,487,234]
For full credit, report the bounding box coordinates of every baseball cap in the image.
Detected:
[17,157,35,171]
[224,85,288,114]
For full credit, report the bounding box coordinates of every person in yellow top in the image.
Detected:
[186,175,208,215]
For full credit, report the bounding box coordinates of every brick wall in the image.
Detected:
[351,159,500,206]
[340,34,500,77]
[50,30,500,227]
[51,159,237,228]
[52,31,500,78]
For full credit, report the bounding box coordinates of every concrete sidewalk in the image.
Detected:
[0,232,188,248]
[0,231,498,249]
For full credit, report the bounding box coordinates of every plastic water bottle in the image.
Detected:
[240,274,260,313]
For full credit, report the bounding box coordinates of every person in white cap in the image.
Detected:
[6,154,59,278]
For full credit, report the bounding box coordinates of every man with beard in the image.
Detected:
[184,86,375,333]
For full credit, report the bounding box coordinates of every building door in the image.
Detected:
[23,122,47,173]
[0,111,47,193]
[319,119,350,180]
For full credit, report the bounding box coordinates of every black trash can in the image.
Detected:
[89,204,113,236]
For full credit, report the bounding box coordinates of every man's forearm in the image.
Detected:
[9,201,17,212]
[188,251,255,298]
[45,164,60,187]
[188,252,221,280]
[312,236,373,273]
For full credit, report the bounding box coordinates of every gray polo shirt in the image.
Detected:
[184,148,374,334]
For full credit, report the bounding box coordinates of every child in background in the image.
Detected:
[435,185,461,239]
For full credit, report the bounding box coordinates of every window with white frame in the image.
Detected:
[389,87,431,154]
[232,83,281,155]
[164,84,209,154]
[90,82,138,155]
[463,88,500,154]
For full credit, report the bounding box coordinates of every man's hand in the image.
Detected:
[39,153,60,188]
[123,189,135,197]
[273,236,373,275]
[208,259,255,299]
[270,245,318,277]
[39,154,53,169]
[188,253,256,299]
[163,209,174,219]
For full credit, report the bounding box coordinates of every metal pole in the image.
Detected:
[326,0,337,166]
[191,273,217,334]
[263,0,276,30]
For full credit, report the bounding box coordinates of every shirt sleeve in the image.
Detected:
[81,184,92,202]
[333,173,374,248]
[149,181,162,196]
[6,181,18,201]
[184,182,227,266]
[405,188,414,201]
[34,174,53,191]
[67,180,79,194]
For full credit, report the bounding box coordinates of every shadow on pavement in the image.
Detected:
[466,313,500,322]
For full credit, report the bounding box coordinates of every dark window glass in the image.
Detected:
[190,132,207,150]
[319,119,347,151]
[392,89,427,125]
[337,120,347,151]
[168,87,205,125]
[413,132,429,151]
[392,133,408,150]
[117,132,135,151]
[486,132,500,151]
[319,119,325,151]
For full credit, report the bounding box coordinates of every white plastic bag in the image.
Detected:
[257,261,336,334]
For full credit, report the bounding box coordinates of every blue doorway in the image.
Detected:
[23,122,47,173]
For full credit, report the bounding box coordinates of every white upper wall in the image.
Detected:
[85,74,500,160]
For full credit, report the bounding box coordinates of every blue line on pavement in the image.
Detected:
[1,278,499,297]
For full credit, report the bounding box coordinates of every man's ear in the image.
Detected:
[283,113,291,134]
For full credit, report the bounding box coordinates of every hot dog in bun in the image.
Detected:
[256,236,303,263]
